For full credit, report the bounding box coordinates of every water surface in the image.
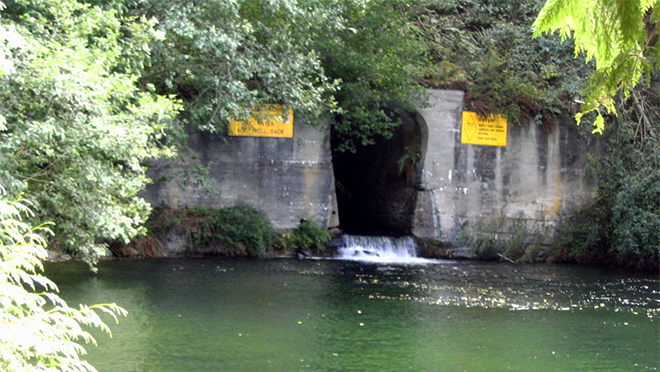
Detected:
[46,258,659,372]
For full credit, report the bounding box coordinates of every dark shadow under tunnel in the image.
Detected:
[331,109,427,236]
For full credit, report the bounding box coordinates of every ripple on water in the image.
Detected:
[45,258,659,372]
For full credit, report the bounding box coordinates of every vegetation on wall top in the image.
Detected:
[414,0,592,129]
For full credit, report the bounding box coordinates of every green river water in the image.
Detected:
[46,257,659,372]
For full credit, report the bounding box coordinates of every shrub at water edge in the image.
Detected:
[130,206,332,257]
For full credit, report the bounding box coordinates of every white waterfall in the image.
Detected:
[337,235,439,263]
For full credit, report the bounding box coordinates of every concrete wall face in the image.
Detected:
[413,90,599,242]
[144,89,598,245]
[143,119,339,230]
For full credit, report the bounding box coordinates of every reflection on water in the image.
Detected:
[46,258,659,372]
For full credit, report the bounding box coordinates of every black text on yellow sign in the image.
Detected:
[229,106,294,138]
[461,111,508,147]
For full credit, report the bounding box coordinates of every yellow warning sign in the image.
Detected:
[229,106,294,138]
[461,111,508,147]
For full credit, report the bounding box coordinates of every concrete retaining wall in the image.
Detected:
[143,117,339,231]
[413,90,601,243]
[143,89,600,250]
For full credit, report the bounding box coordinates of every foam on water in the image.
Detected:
[337,235,442,264]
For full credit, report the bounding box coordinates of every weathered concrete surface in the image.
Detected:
[143,89,600,251]
[143,118,339,231]
[413,89,600,243]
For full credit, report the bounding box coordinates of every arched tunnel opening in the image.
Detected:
[331,109,427,236]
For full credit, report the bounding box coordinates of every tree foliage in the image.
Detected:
[0,0,180,264]
[0,0,425,262]
[119,0,426,152]
[318,0,427,152]
[130,0,339,132]
[533,0,660,133]
[531,0,659,269]
[415,0,592,128]
[0,192,126,371]
[552,90,659,270]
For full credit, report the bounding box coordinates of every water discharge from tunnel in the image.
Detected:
[336,234,445,264]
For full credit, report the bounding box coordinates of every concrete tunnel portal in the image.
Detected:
[143,89,598,251]
[331,109,428,236]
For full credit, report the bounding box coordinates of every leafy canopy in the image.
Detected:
[318,0,427,152]
[0,0,180,264]
[133,0,340,132]
[129,0,425,151]
[0,0,424,262]
[533,0,660,133]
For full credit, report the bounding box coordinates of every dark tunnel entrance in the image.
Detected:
[331,109,427,236]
